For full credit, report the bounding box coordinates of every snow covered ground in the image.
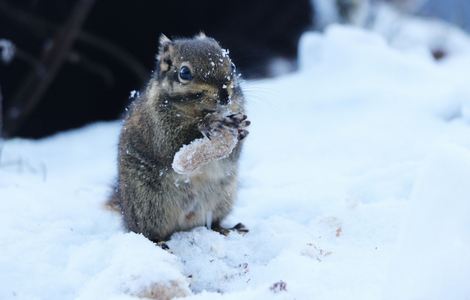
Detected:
[2,24,470,300]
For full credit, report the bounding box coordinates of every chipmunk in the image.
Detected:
[108,33,250,242]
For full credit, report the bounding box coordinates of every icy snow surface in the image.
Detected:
[2,25,470,299]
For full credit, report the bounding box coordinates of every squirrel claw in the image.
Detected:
[232,222,249,234]
[211,222,249,236]
[238,129,249,140]
[199,111,250,140]
[156,241,171,251]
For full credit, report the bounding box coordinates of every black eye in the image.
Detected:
[230,62,236,73]
[178,66,193,82]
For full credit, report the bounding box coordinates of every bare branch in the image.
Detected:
[3,0,96,136]
[0,2,148,84]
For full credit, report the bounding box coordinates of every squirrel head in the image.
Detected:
[153,33,243,117]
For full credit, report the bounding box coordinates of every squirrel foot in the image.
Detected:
[156,241,171,251]
[211,222,249,236]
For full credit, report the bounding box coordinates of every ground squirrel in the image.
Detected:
[108,33,250,242]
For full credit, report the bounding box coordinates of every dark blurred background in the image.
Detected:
[0,0,469,139]
[0,0,312,138]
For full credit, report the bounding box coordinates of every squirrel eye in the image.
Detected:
[178,66,193,82]
[230,62,236,73]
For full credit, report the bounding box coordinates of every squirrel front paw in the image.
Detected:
[199,112,250,140]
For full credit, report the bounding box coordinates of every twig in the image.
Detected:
[67,51,115,86]
[14,45,115,86]
[3,0,96,136]
[12,47,38,69]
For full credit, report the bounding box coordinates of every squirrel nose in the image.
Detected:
[218,87,230,105]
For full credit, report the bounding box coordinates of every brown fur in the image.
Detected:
[109,34,248,242]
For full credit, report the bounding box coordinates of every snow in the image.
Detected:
[311,0,370,28]
[2,23,470,299]
[129,90,139,99]
[0,124,190,300]
[385,144,470,300]
[372,4,470,57]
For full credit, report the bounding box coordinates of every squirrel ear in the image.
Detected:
[158,34,172,54]
[157,34,174,74]
[195,32,207,39]
[159,34,171,46]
